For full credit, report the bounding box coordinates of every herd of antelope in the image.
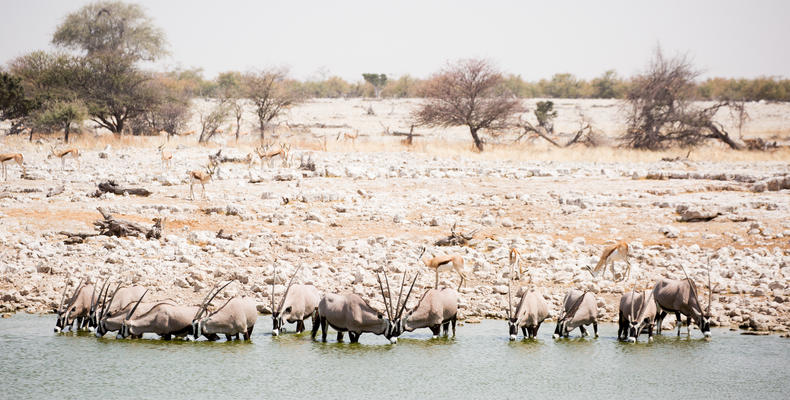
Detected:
[52,241,715,345]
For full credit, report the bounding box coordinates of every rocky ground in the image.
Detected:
[1,99,789,335]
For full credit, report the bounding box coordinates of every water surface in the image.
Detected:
[1,314,787,399]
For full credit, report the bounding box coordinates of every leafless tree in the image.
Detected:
[622,47,742,150]
[198,100,228,143]
[244,68,301,142]
[413,59,522,151]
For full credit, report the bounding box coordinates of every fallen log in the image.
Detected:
[435,223,478,246]
[93,207,162,239]
[93,180,152,197]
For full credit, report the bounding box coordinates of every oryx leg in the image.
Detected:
[163,334,172,341]
[320,317,328,342]
[336,331,344,342]
[244,326,253,340]
[451,316,457,337]
[225,334,232,341]
[579,325,588,337]
[618,312,626,340]
[522,326,528,338]
[296,320,305,333]
[593,321,599,338]
[311,314,320,340]
[675,312,683,336]
[349,332,361,343]
[442,322,450,336]
[656,310,667,334]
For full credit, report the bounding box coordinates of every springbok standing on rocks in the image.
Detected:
[192,281,258,341]
[653,265,713,338]
[157,144,173,170]
[258,143,291,168]
[187,162,217,200]
[336,130,359,147]
[506,282,550,341]
[553,289,599,339]
[271,265,321,336]
[420,247,468,289]
[49,146,80,171]
[509,248,525,281]
[0,153,25,180]
[584,241,631,282]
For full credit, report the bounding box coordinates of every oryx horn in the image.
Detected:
[125,289,149,321]
[375,271,392,320]
[276,264,304,314]
[396,273,420,320]
[197,280,234,320]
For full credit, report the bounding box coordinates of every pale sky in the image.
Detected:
[1,0,788,82]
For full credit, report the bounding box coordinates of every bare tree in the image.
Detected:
[622,47,742,150]
[244,68,301,142]
[198,100,228,143]
[414,59,521,151]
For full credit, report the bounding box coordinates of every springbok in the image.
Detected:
[157,144,173,170]
[271,266,321,336]
[653,265,712,338]
[509,248,525,281]
[618,288,657,343]
[336,130,359,147]
[0,153,25,180]
[187,162,217,200]
[117,290,200,340]
[395,283,458,339]
[420,247,468,289]
[257,143,291,168]
[506,284,549,341]
[312,268,409,344]
[54,279,98,332]
[553,289,599,339]
[49,146,80,171]
[192,282,258,341]
[584,241,631,282]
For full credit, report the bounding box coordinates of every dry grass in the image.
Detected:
[3,129,789,164]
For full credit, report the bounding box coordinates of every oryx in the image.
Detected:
[553,289,599,339]
[618,289,657,343]
[54,278,99,332]
[271,265,321,336]
[117,290,200,340]
[94,284,175,337]
[86,281,146,331]
[191,281,258,341]
[653,265,713,338]
[394,284,457,339]
[312,268,409,344]
[506,284,549,341]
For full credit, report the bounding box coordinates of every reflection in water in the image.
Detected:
[0,314,786,399]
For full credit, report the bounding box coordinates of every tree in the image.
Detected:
[244,68,301,141]
[51,1,167,134]
[128,73,191,137]
[622,47,742,150]
[0,71,38,127]
[542,73,586,98]
[52,1,166,61]
[414,59,522,151]
[34,100,87,142]
[362,73,387,98]
[198,100,229,143]
[591,70,625,99]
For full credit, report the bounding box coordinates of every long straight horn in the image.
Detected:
[630,281,637,321]
[678,264,704,312]
[277,265,304,313]
[397,273,420,319]
[90,280,99,312]
[271,264,277,314]
[394,272,407,320]
[198,280,233,320]
[375,271,392,320]
[507,275,513,320]
[383,270,394,318]
[125,289,148,321]
[101,282,121,321]
[58,282,69,313]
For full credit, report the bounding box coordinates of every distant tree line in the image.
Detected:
[1,0,788,149]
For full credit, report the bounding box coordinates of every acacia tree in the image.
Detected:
[362,73,387,98]
[414,59,521,151]
[623,47,742,150]
[244,68,301,141]
[51,1,167,134]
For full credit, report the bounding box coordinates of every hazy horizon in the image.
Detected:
[2,0,788,82]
